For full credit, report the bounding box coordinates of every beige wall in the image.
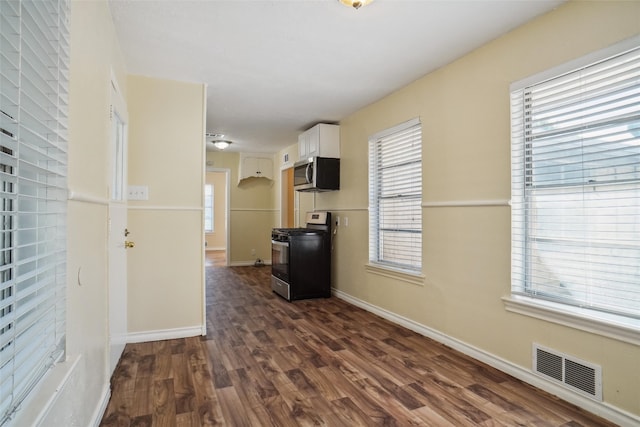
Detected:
[30,0,129,425]
[318,0,640,419]
[36,0,638,424]
[126,75,205,334]
[37,5,207,425]
[206,151,277,264]
[205,171,227,250]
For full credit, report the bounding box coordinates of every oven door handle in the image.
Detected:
[271,240,289,247]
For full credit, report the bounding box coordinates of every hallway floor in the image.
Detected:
[99,259,616,426]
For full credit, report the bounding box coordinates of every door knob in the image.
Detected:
[124,241,135,249]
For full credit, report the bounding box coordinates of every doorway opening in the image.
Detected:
[204,168,230,266]
[280,167,294,227]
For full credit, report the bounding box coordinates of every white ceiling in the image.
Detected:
[108,0,564,154]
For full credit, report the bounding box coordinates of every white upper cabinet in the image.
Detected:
[298,124,340,161]
[239,153,274,182]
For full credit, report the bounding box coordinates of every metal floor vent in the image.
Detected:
[533,343,602,401]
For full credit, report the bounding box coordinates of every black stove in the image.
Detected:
[272,228,323,239]
[271,212,332,301]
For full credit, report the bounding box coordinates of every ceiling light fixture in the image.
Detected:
[338,0,373,9]
[206,133,232,150]
[213,140,232,150]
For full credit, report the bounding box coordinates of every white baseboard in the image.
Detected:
[110,333,128,346]
[229,261,254,266]
[90,384,111,427]
[127,325,204,344]
[109,342,126,378]
[229,260,272,267]
[332,288,640,427]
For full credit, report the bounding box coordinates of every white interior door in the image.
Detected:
[108,75,129,375]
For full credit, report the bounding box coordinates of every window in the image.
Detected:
[369,118,422,272]
[111,111,126,201]
[204,184,214,232]
[510,43,640,326]
[0,0,69,423]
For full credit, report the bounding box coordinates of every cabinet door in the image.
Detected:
[241,156,273,180]
[307,125,320,158]
[242,157,259,179]
[257,158,273,180]
[298,133,308,160]
[298,124,340,160]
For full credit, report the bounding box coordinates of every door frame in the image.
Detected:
[205,167,230,263]
[280,164,299,228]
[107,70,128,376]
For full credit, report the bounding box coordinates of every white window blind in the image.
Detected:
[511,45,640,321]
[0,0,69,423]
[204,184,214,232]
[369,118,422,272]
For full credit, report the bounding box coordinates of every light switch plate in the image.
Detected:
[127,185,149,200]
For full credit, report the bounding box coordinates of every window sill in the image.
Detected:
[10,354,81,426]
[502,295,640,346]
[365,263,424,286]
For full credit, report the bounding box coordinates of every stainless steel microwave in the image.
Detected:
[293,157,340,192]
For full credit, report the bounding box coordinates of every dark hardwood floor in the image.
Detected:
[100,254,617,426]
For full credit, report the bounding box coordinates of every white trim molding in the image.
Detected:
[370,117,421,141]
[127,325,204,344]
[511,34,640,92]
[229,260,272,267]
[365,263,424,287]
[422,199,510,208]
[503,295,640,347]
[333,289,640,427]
[109,333,128,346]
[230,208,278,212]
[90,385,111,427]
[328,207,369,212]
[205,167,231,266]
[127,205,202,212]
[67,190,109,206]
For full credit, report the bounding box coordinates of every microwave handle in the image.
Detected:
[305,162,313,183]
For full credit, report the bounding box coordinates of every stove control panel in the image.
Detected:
[305,211,330,226]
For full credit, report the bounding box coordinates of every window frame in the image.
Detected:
[506,35,640,346]
[368,118,423,279]
[204,184,214,233]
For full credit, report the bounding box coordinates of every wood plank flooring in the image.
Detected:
[205,250,226,268]
[100,256,617,426]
